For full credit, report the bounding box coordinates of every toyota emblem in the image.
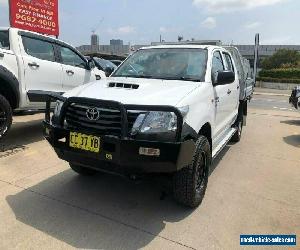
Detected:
[86,107,100,121]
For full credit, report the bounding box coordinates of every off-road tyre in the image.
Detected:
[0,94,12,139]
[173,136,211,208]
[69,163,98,176]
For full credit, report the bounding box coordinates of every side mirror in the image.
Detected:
[87,58,95,70]
[104,66,114,77]
[214,70,235,86]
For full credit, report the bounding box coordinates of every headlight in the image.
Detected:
[52,100,64,125]
[140,111,177,134]
[54,100,64,116]
[131,106,189,135]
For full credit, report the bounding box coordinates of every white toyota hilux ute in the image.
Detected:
[43,45,248,208]
[0,27,106,138]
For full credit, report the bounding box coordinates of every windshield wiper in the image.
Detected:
[115,75,201,82]
[118,75,154,79]
[179,77,202,82]
[155,76,202,82]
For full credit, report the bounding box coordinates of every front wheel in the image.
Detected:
[0,94,12,139]
[173,136,211,208]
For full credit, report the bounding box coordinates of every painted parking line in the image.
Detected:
[273,106,294,111]
[252,98,288,103]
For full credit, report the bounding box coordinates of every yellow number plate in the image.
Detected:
[69,132,100,153]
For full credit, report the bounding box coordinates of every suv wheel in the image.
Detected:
[69,163,98,176]
[0,94,12,139]
[173,136,211,208]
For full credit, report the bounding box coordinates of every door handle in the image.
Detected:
[66,70,74,75]
[215,97,220,103]
[237,85,240,90]
[28,62,40,68]
[227,89,232,95]
[0,52,4,58]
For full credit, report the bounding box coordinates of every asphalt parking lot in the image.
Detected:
[0,93,299,250]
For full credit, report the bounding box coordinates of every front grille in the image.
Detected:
[64,103,141,137]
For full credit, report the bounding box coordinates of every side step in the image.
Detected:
[212,128,237,160]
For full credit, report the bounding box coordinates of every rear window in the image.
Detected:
[0,30,10,50]
[223,52,234,72]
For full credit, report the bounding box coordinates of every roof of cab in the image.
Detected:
[2,27,76,49]
[139,44,224,51]
[10,27,62,41]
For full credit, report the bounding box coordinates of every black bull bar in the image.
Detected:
[44,93,184,141]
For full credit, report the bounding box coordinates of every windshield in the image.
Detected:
[112,48,208,82]
[94,58,117,70]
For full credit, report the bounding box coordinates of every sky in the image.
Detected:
[0,0,299,47]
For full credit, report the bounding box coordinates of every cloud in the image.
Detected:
[107,26,136,35]
[158,26,180,34]
[117,26,135,34]
[193,0,287,13]
[201,17,217,29]
[244,22,261,29]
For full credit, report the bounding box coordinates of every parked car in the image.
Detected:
[43,45,251,207]
[87,57,117,76]
[289,86,300,109]
[110,59,123,66]
[0,27,106,138]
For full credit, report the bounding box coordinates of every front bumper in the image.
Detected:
[44,122,196,175]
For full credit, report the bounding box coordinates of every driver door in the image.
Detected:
[57,45,95,91]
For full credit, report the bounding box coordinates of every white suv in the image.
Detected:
[0,27,106,138]
[43,45,249,207]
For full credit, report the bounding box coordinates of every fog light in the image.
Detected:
[58,137,66,143]
[139,147,160,157]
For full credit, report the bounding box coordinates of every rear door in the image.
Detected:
[211,50,228,140]
[57,45,95,91]
[222,51,239,125]
[21,36,63,93]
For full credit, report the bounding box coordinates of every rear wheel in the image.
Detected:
[69,163,98,176]
[0,94,12,139]
[173,136,211,208]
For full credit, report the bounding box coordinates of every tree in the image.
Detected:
[261,49,300,70]
[178,36,184,42]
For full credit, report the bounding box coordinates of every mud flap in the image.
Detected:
[243,115,247,126]
[240,100,247,126]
